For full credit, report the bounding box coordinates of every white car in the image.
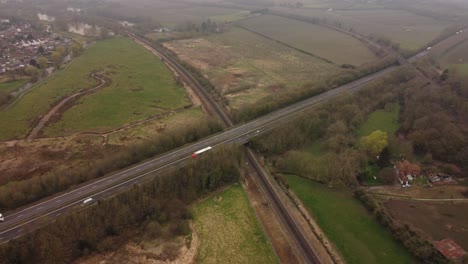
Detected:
[82,198,95,206]
[0,213,4,222]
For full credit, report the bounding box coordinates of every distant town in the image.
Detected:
[0,19,71,73]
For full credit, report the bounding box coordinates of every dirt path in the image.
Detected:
[26,73,107,140]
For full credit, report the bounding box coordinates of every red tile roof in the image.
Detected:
[433,239,466,260]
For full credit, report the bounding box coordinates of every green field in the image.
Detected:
[357,103,400,137]
[0,37,190,140]
[0,80,28,93]
[193,185,278,264]
[276,8,452,52]
[238,15,377,65]
[284,175,414,264]
[167,27,342,110]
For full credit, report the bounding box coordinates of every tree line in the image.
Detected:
[0,119,223,211]
[0,146,242,264]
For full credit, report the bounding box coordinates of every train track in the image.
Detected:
[130,34,233,127]
[131,34,322,262]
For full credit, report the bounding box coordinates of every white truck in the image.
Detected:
[0,213,4,222]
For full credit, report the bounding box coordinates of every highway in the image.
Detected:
[0,31,441,245]
[0,61,399,244]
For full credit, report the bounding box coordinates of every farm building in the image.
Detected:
[433,239,466,261]
[394,160,421,187]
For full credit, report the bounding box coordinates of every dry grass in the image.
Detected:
[165,27,342,110]
[193,184,278,264]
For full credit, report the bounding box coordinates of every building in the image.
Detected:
[433,239,466,261]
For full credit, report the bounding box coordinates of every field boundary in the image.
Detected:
[235,25,336,65]
[368,191,468,202]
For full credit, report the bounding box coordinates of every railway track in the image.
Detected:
[131,34,322,262]
[131,34,233,127]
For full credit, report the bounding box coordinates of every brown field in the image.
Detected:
[273,8,453,52]
[165,27,343,110]
[238,15,378,65]
[385,200,468,250]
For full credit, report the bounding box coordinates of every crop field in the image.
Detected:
[238,15,378,66]
[357,103,400,137]
[166,27,343,110]
[0,37,190,140]
[193,184,278,264]
[385,200,468,250]
[275,8,452,52]
[0,80,27,93]
[284,174,414,264]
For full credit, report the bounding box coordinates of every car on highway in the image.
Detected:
[0,213,4,222]
[82,198,95,206]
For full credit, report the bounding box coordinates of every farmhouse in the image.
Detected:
[394,160,421,187]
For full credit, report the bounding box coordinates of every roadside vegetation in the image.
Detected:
[284,175,414,264]
[0,118,222,210]
[194,185,278,264]
[0,146,242,264]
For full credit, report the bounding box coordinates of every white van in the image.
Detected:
[82,198,95,206]
[0,213,4,222]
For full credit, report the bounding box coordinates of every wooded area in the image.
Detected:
[0,146,242,264]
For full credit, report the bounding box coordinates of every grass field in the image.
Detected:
[44,37,190,137]
[166,27,342,110]
[0,37,190,140]
[238,15,377,65]
[0,80,28,93]
[275,8,452,52]
[193,184,278,264]
[357,103,400,137]
[284,175,414,264]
